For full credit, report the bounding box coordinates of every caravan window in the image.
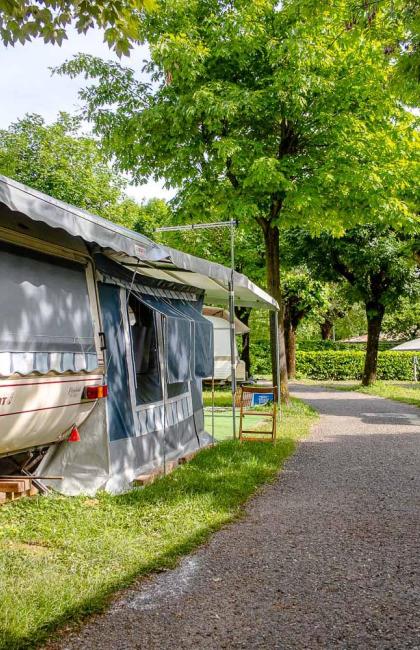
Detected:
[128,296,163,405]
[0,243,97,375]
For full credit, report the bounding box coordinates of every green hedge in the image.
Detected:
[251,340,271,375]
[296,340,397,352]
[250,340,402,377]
[295,351,417,381]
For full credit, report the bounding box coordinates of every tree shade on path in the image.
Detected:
[47,385,420,650]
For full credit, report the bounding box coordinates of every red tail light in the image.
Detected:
[84,385,108,400]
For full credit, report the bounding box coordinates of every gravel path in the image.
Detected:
[50,385,420,650]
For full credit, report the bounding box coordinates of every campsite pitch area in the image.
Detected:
[0,397,316,650]
[203,389,278,440]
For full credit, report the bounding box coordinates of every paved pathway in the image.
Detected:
[51,385,420,649]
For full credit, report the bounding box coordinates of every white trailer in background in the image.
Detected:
[392,338,420,381]
[391,338,420,351]
[203,307,249,383]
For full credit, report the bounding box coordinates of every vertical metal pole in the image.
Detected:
[157,313,167,475]
[274,310,281,419]
[211,372,215,445]
[229,221,237,439]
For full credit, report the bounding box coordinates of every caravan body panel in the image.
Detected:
[0,222,105,458]
[0,375,102,456]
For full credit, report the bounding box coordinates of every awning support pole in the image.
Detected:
[211,371,215,445]
[211,321,216,444]
[274,310,281,419]
[229,221,237,440]
[157,313,168,475]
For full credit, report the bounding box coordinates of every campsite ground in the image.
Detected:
[0,396,316,650]
[1,381,418,649]
[41,383,420,650]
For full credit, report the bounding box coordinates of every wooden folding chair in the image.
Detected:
[238,385,278,443]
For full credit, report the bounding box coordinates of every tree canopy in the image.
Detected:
[58,1,417,232]
[0,0,156,56]
[0,113,155,229]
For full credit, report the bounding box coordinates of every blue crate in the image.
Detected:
[251,392,274,406]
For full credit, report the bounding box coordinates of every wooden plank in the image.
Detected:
[0,475,63,480]
[179,450,199,464]
[0,479,30,493]
[133,473,157,487]
[241,411,274,417]
[133,460,178,486]
[240,385,276,394]
[0,483,39,506]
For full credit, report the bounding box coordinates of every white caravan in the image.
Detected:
[203,307,249,382]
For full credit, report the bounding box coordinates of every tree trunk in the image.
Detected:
[235,306,251,377]
[362,302,385,386]
[261,223,289,402]
[320,318,334,340]
[284,317,297,379]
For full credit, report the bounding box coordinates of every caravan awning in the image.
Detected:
[0,174,165,261]
[0,174,278,311]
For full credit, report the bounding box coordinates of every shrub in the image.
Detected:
[295,351,417,381]
[251,340,271,375]
[296,340,397,352]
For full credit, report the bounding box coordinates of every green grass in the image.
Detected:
[316,380,420,408]
[0,398,316,650]
[203,388,233,408]
[205,412,241,440]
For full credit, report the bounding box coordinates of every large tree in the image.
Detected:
[286,225,420,385]
[56,0,417,397]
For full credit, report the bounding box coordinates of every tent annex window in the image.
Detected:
[127,291,214,406]
[136,294,213,381]
[0,242,98,376]
[128,295,162,406]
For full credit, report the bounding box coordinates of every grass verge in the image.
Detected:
[320,380,420,408]
[0,398,316,650]
[203,388,232,408]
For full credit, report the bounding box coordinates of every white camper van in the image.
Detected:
[203,306,249,382]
